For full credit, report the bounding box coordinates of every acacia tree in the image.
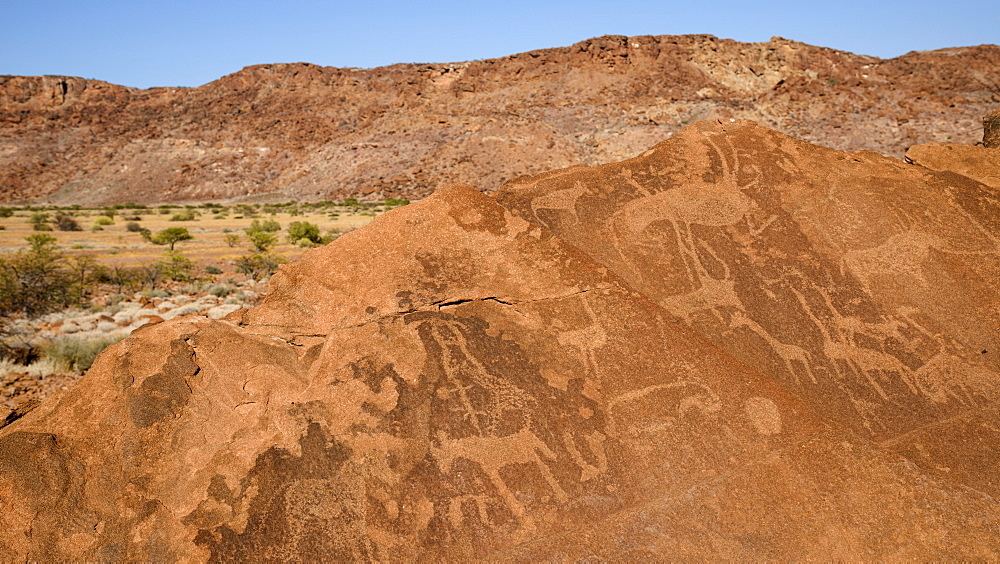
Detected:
[142,227,193,251]
[0,234,74,321]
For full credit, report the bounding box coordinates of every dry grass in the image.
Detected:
[0,206,384,270]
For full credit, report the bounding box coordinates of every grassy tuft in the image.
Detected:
[41,335,123,372]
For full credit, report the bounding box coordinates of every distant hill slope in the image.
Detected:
[1,34,998,204]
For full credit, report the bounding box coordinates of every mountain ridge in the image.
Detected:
[2,34,998,204]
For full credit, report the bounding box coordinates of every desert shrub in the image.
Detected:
[90,224,103,232]
[99,264,144,294]
[29,212,52,231]
[244,227,277,253]
[125,221,143,232]
[234,252,285,281]
[170,209,200,221]
[54,213,82,231]
[41,335,122,372]
[0,235,76,320]
[286,221,323,245]
[0,207,14,218]
[158,208,171,215]
[249,219,281,232]
[208,284,231,297]
[159,251,195,282]
[99,208,116,218]
[140,288,169,299]
[224,233,241,248]
[205,265,223,275]
[93,216,114,226]
[68,256,105,302]
[384,198,409,207]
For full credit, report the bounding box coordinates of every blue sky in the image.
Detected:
[2,0,997,88]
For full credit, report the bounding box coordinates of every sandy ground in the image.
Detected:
[0,206,382,270]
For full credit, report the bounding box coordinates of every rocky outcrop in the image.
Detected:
[905,141,1000,189]
[2,122,1000,560]
[1,35,998,204]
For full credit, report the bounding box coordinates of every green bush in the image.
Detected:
[93,216,114,226]
[234,252,285,281]
[42,335,122,371]
[286,221,322,245]
[0,207,14,218]
[245,229,277,253]
[125,221,143,232]
[170,209,200,221]
[205,265,223,275]
[159,251,195,282]
[144,227,193,250]
[0,235,76,319]
[29,212,52,231]
[54,213,82,231]
[249,219,281,232]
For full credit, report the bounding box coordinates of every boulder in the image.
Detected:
[905,141,1000,189]
[2,124,1000,560]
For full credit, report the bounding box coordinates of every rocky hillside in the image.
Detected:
[2,120,998,560]
[1,35,998,204]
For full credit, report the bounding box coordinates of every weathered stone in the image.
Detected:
[2,124,1000,559]
[496,118,1000,496]
[906,141,1000,189]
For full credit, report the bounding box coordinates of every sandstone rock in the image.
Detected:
[496,118,1000,489]
[2,125,1000,559]
[205,304,242,320]
[985,108,1000,148]
[905,141,1000,189]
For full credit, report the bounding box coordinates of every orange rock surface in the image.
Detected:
[2,121,999,560]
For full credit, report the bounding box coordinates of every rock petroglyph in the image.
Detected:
[3,122,1000,559]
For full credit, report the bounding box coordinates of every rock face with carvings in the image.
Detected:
[2,122,1000,560]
